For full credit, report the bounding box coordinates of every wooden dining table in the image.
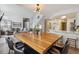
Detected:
[15,32,62,54]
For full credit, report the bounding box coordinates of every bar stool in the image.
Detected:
[67,38,77,48]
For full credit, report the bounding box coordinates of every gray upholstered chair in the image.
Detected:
[47,39,69,54]
[6,37,24,54]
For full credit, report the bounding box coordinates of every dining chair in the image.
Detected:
[47,39,69,54]
[13,42,24,54]
[6,37,24,54]
[6,37,14,54]
[67,38,77,48]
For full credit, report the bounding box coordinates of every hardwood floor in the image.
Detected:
[68,47,79,54]
[56,43,79,54]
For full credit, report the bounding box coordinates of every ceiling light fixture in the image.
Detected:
[35,4,40,13]
[61,16,66,19]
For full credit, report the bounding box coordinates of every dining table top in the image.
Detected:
[15,32,62,54]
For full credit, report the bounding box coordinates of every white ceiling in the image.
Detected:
[18,4,79,17]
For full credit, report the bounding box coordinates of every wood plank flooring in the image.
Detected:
[68,47,79,54]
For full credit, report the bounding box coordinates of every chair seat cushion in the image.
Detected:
[52,46,63,51]
[15,42,24,50]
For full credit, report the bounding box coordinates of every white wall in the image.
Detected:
[50,7,79,19]
[0,4,36,30]
[76,13,79,26]
[0,4,34,22]
[0,4,46,30]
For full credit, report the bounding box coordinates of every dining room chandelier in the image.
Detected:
[35,4,40,13]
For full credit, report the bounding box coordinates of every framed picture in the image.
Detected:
[12,22,22,28]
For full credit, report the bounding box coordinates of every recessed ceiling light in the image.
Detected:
[61,16,66,19]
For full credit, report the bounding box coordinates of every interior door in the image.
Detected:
[23,18,30,31]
